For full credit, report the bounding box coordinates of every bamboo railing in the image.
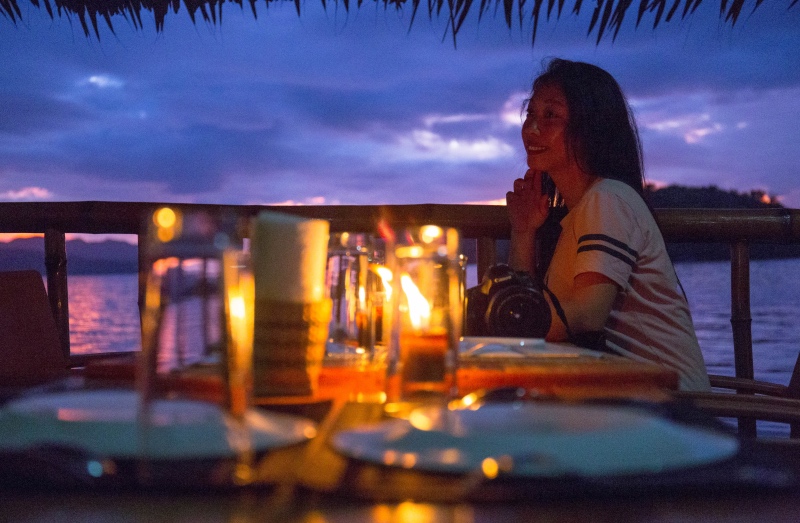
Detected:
[2,202,800,391]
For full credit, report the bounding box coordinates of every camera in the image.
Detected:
[465,264,551,338]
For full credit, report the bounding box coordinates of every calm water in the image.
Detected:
[68,274,141,355]
[676,258,800,387]
[69,258,799,387]
[68,259,799,436]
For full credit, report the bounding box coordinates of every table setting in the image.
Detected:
[1,208,799,507]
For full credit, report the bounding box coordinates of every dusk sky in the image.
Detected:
[2,1,799,215]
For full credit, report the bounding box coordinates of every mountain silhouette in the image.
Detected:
[0,237,139,275]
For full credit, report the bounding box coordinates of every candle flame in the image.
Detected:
[374,265,393,301]
[419,225,443,244]
[400,274,430,331]
[230,295,246,319]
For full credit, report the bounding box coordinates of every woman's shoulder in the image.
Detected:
[586,178,651,214]
[593,178,640,198]
[570,178,654,234]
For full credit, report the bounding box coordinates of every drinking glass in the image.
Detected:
[386,225,462,402]
[326,232,376,356]
[320,232,390,401]
[137,207,255,485]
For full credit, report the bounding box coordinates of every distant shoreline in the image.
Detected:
[0,185,794,274]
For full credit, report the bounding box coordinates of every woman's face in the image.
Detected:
[521,82,573,176]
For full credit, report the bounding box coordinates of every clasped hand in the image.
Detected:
[506,170,550,233]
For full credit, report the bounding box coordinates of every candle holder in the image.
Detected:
[386,225,462,402]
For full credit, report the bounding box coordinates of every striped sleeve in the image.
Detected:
[571,189,644,288]
[577,234,638,268]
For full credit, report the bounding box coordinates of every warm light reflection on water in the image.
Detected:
[68,274,141,354]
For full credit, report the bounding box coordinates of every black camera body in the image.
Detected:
[465,264,551,338]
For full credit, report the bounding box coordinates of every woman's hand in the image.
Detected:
[506,170,550,234]
[507,170,551,274]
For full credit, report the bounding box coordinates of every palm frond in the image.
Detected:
[6,0,793,44]
[1,0,23,22]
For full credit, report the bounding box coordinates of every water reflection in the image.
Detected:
[68,274,141,354]
[676,258,800,438]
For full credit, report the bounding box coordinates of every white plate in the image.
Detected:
[460,337,600,358]
[333,403,739,477]
[0,390,317,459]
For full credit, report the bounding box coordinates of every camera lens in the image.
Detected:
[485,285,551,338]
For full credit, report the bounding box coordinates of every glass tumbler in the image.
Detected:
[386,225,462,402]
[321,232,389,401]
[137,208,255,486]
[326,232,377,356]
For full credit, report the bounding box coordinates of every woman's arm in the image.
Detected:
[544,271,619,341]
[508,229,536,274]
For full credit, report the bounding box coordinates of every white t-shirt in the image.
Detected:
[544,178,710,391]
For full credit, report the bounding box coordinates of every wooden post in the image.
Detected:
[730,240,756,437]
[730,241,754,380]
[44,229,70,360]
[476,236,496,283]
[138,231,147,343]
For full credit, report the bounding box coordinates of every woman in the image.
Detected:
[506,58,710,391]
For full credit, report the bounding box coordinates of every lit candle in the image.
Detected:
[387,225,460,401]
[400,330,449,388]
[224,251,254,418]
[398,274,450,395]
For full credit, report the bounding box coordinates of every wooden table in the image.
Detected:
[2,393,800,523]
[5,349,797,522]
[4,487,800,523]
[2,398,800,522]
[457,348,678,401]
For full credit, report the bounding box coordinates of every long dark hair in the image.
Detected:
[531,58,645,197]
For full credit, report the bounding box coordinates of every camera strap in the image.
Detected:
[541,284,615,355]
[541,284,573,339]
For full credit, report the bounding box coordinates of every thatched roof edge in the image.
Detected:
[2,0,793,43]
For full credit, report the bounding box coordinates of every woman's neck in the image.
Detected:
[556,169,599,209]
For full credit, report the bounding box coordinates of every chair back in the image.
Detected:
[0,270,68,386]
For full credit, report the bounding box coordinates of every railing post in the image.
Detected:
[476,237,496,282]
[730,240,756,437]
[44,229,70,360]
[138,231,147,341]
[730,241,754,380]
